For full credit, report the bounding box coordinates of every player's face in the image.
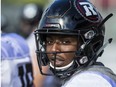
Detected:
[46,35,78,67]
[20,21,33,38]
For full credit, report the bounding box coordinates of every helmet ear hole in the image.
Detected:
[93,40,103,52]
[92,36,104,53]
[80,35,104,62]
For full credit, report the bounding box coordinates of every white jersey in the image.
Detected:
[62,66,116,87]
[26,32,36,55]
[1,33,33,87]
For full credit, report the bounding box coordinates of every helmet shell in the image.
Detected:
[20,3,43,25]
[39,0,103,31]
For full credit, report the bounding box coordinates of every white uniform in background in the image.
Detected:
[26,32,36,58]
[1,33,33,87]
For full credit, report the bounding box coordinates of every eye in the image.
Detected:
[46,39,54,45]
[62,40,71,45]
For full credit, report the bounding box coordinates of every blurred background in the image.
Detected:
[1,0,116,73]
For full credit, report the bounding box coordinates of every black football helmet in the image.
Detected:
[19,3,43,38]
[34,0,112,78]
[20,3,43,25]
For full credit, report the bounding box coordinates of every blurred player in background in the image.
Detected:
[1,36,33,87]
[1,14,33,87]
[19,3,43,39]
[18,3,61,87]
[1,41,22,87]
[18,3,47,87]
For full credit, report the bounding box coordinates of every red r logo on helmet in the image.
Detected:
[74,0,101,22]
[79,2,97,16]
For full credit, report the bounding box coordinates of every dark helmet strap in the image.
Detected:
[97,13,113,29]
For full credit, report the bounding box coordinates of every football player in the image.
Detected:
[34,0,116,87]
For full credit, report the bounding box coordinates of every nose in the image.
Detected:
[51,42,60,52]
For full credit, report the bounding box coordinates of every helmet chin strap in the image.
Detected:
[50,60,74,71]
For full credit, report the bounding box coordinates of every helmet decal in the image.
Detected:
[74,0,101,22]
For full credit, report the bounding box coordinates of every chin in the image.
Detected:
[52,63,63,67]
